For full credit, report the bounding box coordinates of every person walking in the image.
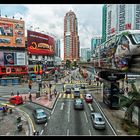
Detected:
[28,79,32,91]
[29,93,32,102]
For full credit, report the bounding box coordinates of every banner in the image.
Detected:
[27,30,55,55]
[16,52,25,65]
[0,52,4,65]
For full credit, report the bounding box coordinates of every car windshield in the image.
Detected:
[37,111,46,117]
[96,117,103,122]
[132,34,140,44]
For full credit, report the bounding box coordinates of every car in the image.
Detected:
[74,87,80,98]
[85,93,93,103]
[65,88,71,94]
[81,84,85,89]
[32,108,47,124]
[91,112,106,130]
[74,98,84,110]
[9,95,23,105]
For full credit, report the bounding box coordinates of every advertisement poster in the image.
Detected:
[4,52,15,65]
[27,30,55,55]
[0,52,4,66]
[0,17,25,47]
[16,52,25,65]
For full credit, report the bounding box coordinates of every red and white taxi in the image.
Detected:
[85,93,93,103]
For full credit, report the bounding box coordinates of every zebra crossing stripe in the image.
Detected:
[80,94,83,99]
[71,94,74,98]
[58,93,62,98]
[63,94,66,98]
[67,94,70,98]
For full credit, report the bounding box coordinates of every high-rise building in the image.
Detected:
[102,4,107,43]
[105,4,140,41]
[91,37,102,57]
[80,48,91,62]
[55,39,61,57]
[64,10,80,62]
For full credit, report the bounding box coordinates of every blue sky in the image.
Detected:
[0,4,103,49]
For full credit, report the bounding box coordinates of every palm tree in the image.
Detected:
[119,83,140,133]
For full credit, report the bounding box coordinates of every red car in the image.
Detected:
[85,93,93,103]
[9,95,23,105]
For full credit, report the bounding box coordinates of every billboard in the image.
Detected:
[0,17,25,47]
[0,52,4,65]
[16,52,26,65]
[4,52,15,65]
[27,30,55,55]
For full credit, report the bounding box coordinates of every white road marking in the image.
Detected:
[51,96,59,114]
[68,101,70,122]
[40,130,44,135]
[93,98,117,136]
[89,129,91,136]
[84,111,88,123]
[45,122,48,126]
[88,103,94,111]
[67,129,69,136]
[60,102,65,110]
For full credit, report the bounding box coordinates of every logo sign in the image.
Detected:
[4,52,15,65]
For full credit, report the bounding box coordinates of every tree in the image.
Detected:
[119,83,140,134]
[66,59,71,68]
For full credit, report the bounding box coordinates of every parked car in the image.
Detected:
[74,87,80,98]
[65,88,71,94]
[91,112,106,130]
[85,93,93,103]
[74,98,84,110]
[9,95,23,105]
[32,108,47,124]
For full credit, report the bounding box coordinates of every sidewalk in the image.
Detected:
[0,107,30,136]
[92,90,128,135]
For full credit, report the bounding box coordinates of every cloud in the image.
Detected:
[0,4,103,49]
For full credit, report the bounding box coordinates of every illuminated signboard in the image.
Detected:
[0,17,25,47]
[27,30,55,55]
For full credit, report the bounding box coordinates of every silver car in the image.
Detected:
[74,98,84,110]
[91,112,106,129]
[32,108,47,124]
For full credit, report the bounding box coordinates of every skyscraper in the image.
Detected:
[105,4,140,41]
[64,10,80,62]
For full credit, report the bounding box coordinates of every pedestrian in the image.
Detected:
[17,91,20,96]
[54,88,57,97]
[63,85,65,91]
[11,91,14,96]
[29,93,32,102]
[28,79,32,91]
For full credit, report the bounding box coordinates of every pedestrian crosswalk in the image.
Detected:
[58,93,84,99]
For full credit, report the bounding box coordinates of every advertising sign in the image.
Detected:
[27,30,55,55]
[16,52,25,65]
[0,52,4,65]
[4,52,15,65]
[0,17,25,47]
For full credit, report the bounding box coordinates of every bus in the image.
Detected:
[103,80,120,109]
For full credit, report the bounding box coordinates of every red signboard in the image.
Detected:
[125,23,131,30]
[27,30,55,55]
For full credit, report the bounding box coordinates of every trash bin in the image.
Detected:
[36,91,40,98]
[12,78,19,85]
[1,79,7,86]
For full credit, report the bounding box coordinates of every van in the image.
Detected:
[9,95,23,105]
[74,87,80,98]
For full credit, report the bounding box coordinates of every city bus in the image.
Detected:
[103,80,120,109]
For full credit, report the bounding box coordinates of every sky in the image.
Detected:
[0,4,103,49]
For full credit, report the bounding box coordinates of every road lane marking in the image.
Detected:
[93,98,117,136]
[68,101,70,123]
[84,111,88,123]
[89,129,91,136]
[45,122,48,126]
[51,95,59,115]
[40,130,44,135]
[60,102,65,110]
[67,129,69,136]
[88,103,94,112]
[71,94,74,98]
